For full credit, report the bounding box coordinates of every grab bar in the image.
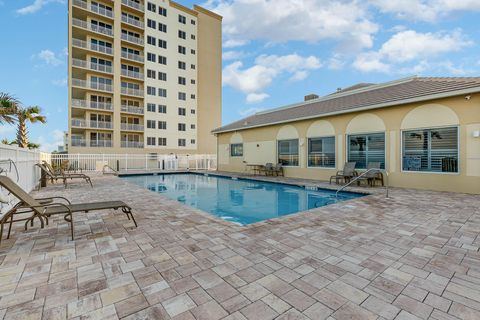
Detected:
[336,168,389,198]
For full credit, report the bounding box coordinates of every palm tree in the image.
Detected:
[0,93,18,125]
[15,106,47,148]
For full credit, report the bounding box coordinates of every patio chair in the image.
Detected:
[356,162,382,187]
[329,162,357,184]
[272,163,284,177]
[259,163,274,176]
[39,162,93,188]
[0,176,136,242]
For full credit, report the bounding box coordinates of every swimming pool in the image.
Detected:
[122,173,365,225]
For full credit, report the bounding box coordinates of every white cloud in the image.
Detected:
[353,30,472,73]
[223,50,246,61]
[52,78,67,87]
[223,54,321,103]
[35,129,64,152]
[209,0,379,52]
[369,0,480,22]
[238,106,266,116]
[223,39,249,48]
[17,0,65,15]
[36,49,63,66]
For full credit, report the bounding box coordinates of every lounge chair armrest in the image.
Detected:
[29,202,72,216]
[335,170,344,175]
[35,196,72,205]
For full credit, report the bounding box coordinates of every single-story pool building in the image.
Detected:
[212,76,480,194]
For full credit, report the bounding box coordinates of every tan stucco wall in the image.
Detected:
[216,95,480,194]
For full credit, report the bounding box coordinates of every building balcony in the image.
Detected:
[121,105,144,114]
[72,0,114,19]
[121,15,144,29]
[121,0,144,12]
[72,38,113,55]
[90,140,113,147]
[121,33,144,46]
[72,78,113,93]
[72,58,113,74]
[121,123,144,131]
[72,99,113,111]
[72,18,113,37]
[121,51,144,63]
[71,119,114,129]
[121,69,144,80]
[121,141,144,148]
[121,87,144,97]
[71,138,87,147]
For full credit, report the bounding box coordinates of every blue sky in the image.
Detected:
[0,0,479,151]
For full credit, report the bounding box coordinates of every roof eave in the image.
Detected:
[212,87,480,134]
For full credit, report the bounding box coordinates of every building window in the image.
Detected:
[230,143,243,157]
[147,137,156,146]
[191,49,196,55]
[191,109,195,114]
[147,2,156,12]
[158,105,167,113]
[308,137,335,168]
[191,79,196,85]
[178,92,186,101]
[158,121,167,129]
[191,124,196,129]
[158,72,167,81]
[191,34,196,40]
[159,23,167,33]
[147,86,156,96]
[178,45,186,54]
[158,6,167,16]
[402,126,458,173]
[147,19,156,29]
[348,133,385,169]
[178,61,186,70]
[178,15,186,24]
[191,139,196,144]
[178,107,186,116]
[158,88,167,97]
[147,103,156,112]
[178,77,186,85]
[158,39,167,49]
[178,139,186,147]
[191,94,196,100]
[158,137,167,146]
[191,19,196,25]
[191,64,196,70]
[178,30,186,39]
[147,69,156,79]
[147,52,156,62]
[147,120,156,129]
[147,36,156,46]
[278,139,299,166]
[158,55,167,65]
[178,123,186,131]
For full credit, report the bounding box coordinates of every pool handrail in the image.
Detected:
[335,168,389,198]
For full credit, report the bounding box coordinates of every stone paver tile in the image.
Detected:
[402,285,428,302]
[190,300,228,320]
[395,310,422,320]
[67,294,102,318]
[261,294,290,314]
[100,283,140,306]
[187,287,212,306]
[192,270,224,290]
[122,304,170,320]
[162,293,196,318]
[274,268,302,283]
[221,294,251,313]
[207,282,238,303]
[239,282,270,301]
[303,302,333,320]
[240,300,278,320]
[223,311,248,320]
[0,288,35,309]
[79,304,118,320]
[393,295,433,319]
[44,289,78,310]
[424,293,451,313]
[445,282,480,304]
[41,306,66,320]
[170,276,200,294]
[332,301,377,320]
[276,308,309,319]
[281,289,315,311]
[257,274,293,297]
[448,302,480,320]
[327,280,369,305]
[114,293,149,318]
[171,311,195,320]
[313,288,347,310]
[361,295,400,319]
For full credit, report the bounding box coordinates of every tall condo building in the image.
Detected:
[68,0,222,154]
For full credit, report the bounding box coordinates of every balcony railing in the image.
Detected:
[72,99,113,111]
[72,58,113,74]
[121,15,144,29]
[72,38,113,55]
[72,0,114,18]
[72,78,113,92]
[121,105,144,114]
[71,138,87,147]
[121,123,144,131]
[72,18,113,37]
[71,119,114,129]
[121,51,144,63]
[121,69,143,79]
[121,87,144,97]
[90,140,113,147]
[121,141,144,148]
[121,0,144,12]
[121,33,144,45]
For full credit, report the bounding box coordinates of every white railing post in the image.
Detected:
[125,154,128,171]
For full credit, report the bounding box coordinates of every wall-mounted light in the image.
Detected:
[473,130,480,138]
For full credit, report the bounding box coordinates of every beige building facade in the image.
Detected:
[68,0,222,154]
[214,77,480,194]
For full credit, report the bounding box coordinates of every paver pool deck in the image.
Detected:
[0,173,479,320]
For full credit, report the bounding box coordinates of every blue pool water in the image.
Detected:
[122,173,364,225]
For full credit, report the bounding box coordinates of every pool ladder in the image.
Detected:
[335,168,389,198]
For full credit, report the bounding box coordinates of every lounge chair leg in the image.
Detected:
[7,214,13,239]
[123,207,137,227]
[64,213,74,240]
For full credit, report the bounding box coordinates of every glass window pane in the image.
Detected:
[348,133,385,169]
[230,143,243,157]
[278,139,299,166]
[308,137,335,168]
